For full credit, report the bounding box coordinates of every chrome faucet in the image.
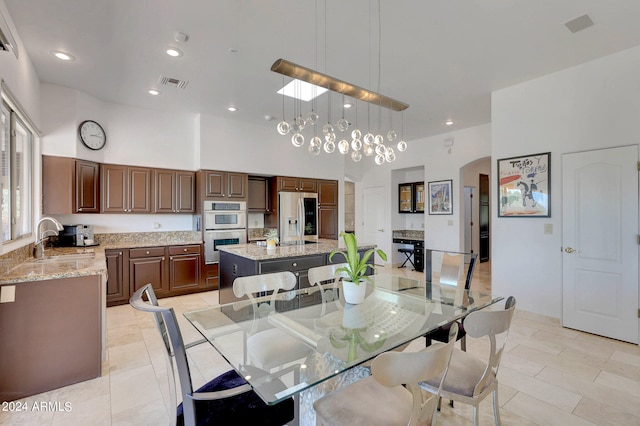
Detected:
[34,217,64,258]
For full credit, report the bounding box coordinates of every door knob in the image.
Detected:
[564,247,576,253]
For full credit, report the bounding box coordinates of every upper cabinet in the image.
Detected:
[101,164,153,213]
[399,181,425,213]
[277,176,317,192]
[42,156,100,214]
[248,176,272,213]
[317,179,338,239]
[155,169,195,213]
[201,170,248,200]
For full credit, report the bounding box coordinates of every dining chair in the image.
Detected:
[233,271,312,370]
[424,251,478,351]
[129,284,294,426]
[307,262,348,316]
[420,296,516,426]
[313,322,459,426]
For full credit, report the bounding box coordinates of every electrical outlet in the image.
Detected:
[0,285,15,303]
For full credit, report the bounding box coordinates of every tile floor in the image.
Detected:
[1,262,639,425]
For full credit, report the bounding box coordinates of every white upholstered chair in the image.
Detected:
[420,296,516,426]
[313,323,459,426]
[232,271,312,370]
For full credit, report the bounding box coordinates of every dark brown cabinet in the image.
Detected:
[168,244,201,291]
[202,170,248,199]
[101,164,153,213]
[317,179,339,239]
[129,246,168,296]
[106,244,206,306]
[248,176,272,213]
[42,156,100,214]
[278,176,317,192]
[105,249,128,305]
[155,169,195,213]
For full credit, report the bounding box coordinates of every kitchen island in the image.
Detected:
[218,239,377,304]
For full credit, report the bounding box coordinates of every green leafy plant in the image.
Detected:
[329,232,387,285]
[264,229,279,244]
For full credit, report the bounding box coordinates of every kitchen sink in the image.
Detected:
[36,253,96,262]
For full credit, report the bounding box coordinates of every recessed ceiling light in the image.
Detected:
[344,103,352,109]
[227,106,237,112]
[148,89,160,96]
[445,120,454,126]
[51,50,74,61]
[166,47,183,57]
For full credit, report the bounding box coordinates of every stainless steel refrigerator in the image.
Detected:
[278,192,319,244]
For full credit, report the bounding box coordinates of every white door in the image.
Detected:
[562,145,639,344]
[362,186,385,265]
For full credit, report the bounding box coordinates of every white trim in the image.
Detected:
[1,79,40,135]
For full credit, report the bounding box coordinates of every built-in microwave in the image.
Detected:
[204,201,247,230]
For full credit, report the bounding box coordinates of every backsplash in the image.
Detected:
[392,229,425,240]
[0,243,34,277]
[248,228,277,241]
[94,231,201,246]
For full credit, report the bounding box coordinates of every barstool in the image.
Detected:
[397,247,415,269]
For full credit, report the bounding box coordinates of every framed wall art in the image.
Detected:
[498,152,550,217]
[428,179,452,215]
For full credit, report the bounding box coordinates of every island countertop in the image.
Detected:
[218,238,377,261]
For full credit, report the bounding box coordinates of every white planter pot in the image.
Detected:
[342,279,366,305]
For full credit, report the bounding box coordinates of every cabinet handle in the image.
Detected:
[292,262,297,267]
[184,248,187,252]
[162,257,165,261]
[78,208,83,211]
[170,257,174,260]
[295,272,299,277]
[146,251,150,255]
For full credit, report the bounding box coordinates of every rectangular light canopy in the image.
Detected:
[271,58,408,111]
[277,80,328,101]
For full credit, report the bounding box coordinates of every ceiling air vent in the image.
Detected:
[158,75,189,90]
[565,14,594,34]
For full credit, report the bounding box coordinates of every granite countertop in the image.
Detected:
[392,230,425,241]
[218,238,377,261]
[1,232,203,285]
[0,247,107,285]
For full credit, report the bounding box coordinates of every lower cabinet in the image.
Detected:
[259,255,326,290]
[106,243,206,307]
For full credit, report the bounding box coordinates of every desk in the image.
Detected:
[184,274,501,407]
[393,237,424,272]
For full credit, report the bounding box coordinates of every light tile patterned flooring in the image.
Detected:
[2,262,640,425]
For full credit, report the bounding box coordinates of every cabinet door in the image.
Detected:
[227,172,247,199]
[129,167,152,212]
[279,176,299,191]
[155,169,176,213]
[205,171,225,197]
[317,179,338,206]
[299,178,317,192]
[169,254,201,291]
[129,255,168,295]
[248,177,269,212]
[399,183,414,213]
[102,164,128,212]
[75,160,100,213]
[106,249,128,306]
[414,182,425,213]
[318,206,338,239]
[176,171,195,212]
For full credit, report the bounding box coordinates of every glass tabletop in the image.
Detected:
[183,273,502,405]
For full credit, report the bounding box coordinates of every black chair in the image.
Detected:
[424,251,478,351]
[397,247,415,269]
[129,284,294,426]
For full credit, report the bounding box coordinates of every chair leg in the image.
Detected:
[493,388,501,426]
[461,335,466,352]
[473,405,479,426]
[437,397,442,411]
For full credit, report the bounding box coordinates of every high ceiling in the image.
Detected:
[5,0,640,142]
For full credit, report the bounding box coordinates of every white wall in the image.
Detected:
[354,124,492,263]
[491,44,640,318]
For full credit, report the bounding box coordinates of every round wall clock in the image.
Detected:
[78,120,106,150]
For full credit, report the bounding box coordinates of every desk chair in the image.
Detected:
[129,284,293,426]
[313,323,459,426]
[420,297,516,426]
[233,271,312,370]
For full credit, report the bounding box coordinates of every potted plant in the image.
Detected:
[329,232,387,304]
[264,229,279,248]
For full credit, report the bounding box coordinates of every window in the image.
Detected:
[1,98,33,243]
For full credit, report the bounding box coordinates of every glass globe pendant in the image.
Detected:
[306,110,319,125]
[387,130,397,142]
[351,129,361,141]
[375,144,386,155]
[374,134,383,145]
[351,150,362,162]
[324,140,336,153]
[363,143,375,157]
[375,154,385,165]
[308,142,321,155]
[338,139,350,154]
[310,136,322,148]
[397,140,407,152]
[364,132,375,145]
[277,120,290,135]
[351,138,362,151]
[385,147,396,162]
[291,133,305,147]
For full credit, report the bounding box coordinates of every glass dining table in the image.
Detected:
[183,273,502,413]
